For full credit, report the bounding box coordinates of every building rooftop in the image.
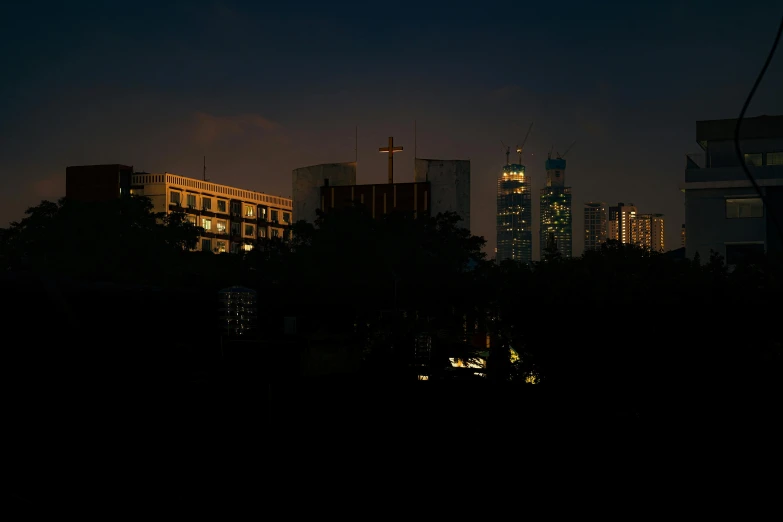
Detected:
[696,114,783,142]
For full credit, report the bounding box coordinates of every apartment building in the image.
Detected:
[66,165,293,254]
[584,202,607,252]
[681,115,783,263]
[631,213,665,253]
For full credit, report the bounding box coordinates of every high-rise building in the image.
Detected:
[539,156,572,258]
[681,115,783,263]
[584,202,607,252]
[632,213,665,252]
[66,165,293,254]
[496,163,532,264]
[608,203,638,245]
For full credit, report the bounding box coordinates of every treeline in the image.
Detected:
[1,197,781,397]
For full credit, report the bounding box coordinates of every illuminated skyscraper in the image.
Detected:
[632,213,666,252]
[496,163,532,264]
[584,202,607,252]
[608,203,638,244]
[539,156,573,258]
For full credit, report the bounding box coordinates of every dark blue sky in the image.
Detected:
[2,1,781,257]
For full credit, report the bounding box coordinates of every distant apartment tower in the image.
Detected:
[632,213,666,253]
[584,202,607,252]
[496,163,532,264]
[681,115,783,263]
[66,165,293,254]
[680,224,686,249]
[539,156,573,257]
[608,203,638,244]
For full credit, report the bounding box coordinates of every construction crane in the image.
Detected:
[557,141,576,160]
[516,121,534,164]
[500,140,511,165]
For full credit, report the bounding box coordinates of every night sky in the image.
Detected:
[2,1,781,258]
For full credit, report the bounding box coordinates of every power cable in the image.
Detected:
[733,14,783,248]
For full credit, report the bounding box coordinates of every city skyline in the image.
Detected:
[2,2,782,259]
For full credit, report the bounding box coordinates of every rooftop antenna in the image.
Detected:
[558,140,576,160]
[515,121,534,164]
[501,140,510,165]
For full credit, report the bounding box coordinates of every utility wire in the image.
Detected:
[734,14,783,247]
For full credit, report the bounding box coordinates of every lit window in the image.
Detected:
[202,218,212,231]
[726,198,763,219]
[245,205,254,217]
[216,220,227,234]
[768,152,783,165]
[216,240,227,253]
[242,243,253,252]
[259,227,266,238]
[744,153,763,167]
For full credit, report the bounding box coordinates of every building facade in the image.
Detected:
[632,213,665,253]
[67,165,293,254]
[681,115,783,263]
[539,157,573,258]
[584,202,607,252]
[293,158,471,230]
[496,163,532,264]
[292,162,357,224]
[608,203,638,245]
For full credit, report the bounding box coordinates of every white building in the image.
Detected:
[681,115,783,263]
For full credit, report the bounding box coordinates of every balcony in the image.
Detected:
[686,152,708,169]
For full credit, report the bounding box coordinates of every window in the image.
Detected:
[231,201,241,216]
[244,224,255,237]
[242,243,253,252]
[202,197,212,211]
[271,210,279,222]
[187,194,197,208]
[726,198,763,219]
[202,218,212,231]
[744,153,762,166]
[231,242,240,254]
[202,239,212,252]
[272,229,279,238]
[259,207,267,221]
[170,191,181,205]
[768,152,783,165]
[231,222,241,236]
[216,240,227,253]
[187,215,197,225]
[283,212,290,223]
[216,220,227,234]
[259,227,266,238]
[218,200,227,212]
[245,205,254,217]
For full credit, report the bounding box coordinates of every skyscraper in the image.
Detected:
[632,213,665,252]
[608,203,638,244]
[584,202,607,252]
[496,163,532,264]
[539,156,573,258]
